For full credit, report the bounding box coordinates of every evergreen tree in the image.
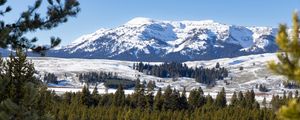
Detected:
[238,91,246,107]
[215,62,220,68]
[146,80,155,92]
[268,12,300,83]
[91,85,100,106]
[0,51,51,119]
[188,89,198,109]
[268,12,300,119]
[179,87,188,109]
[44,73,58,84]
[288,91,293,100]
[0,0,80,118]
[244,90,255,108]
[113,85,125,106]
[188,87,205,109]
[162,85,173,110]
[230,91,238,106]
[135,78,142,91]
[169,88,181,110]
[145,90,154,111]
[131,78,146,108]
[215,87,227,108]
[80,85,91,106]
[205,94,214,107]
[262,97,267,108]
[92,85,98,96]
[154,88,163,111]
[0,0,80,55]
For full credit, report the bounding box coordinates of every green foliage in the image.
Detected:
[230,91,238,106]
[113,85,125,106]
[154,88,163,110]
[39,86,277,120]
[104,79,135,89]
[134,62,229,86]
[0,1,80,117]
[268,12,300,119]
[0,51,52,119]
[188,87,205,108]
[278,100,300,120]
[0,0,80,55]
[215,87,227,108]
[44,73,58,84]
[268,12,300,83]
[0,58,277,120]
[78,72,136,89]
[259,84,270,92]
[146,80,156,92]
[80,85,92,107]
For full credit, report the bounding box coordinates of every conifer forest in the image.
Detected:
[1,0,300,120]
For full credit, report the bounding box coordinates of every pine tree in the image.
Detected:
[81,85,91,106]
[0,1,80,118]
[154,88,163,111]
[215,87,227,108]
[0,51,51,119]
[146,80,155,92]
[215,62,220,68]
[288,91,293,100]
[205,94,214,107]
[238,91,246,107]
[230,91,238,106]
[145,90,154,111]
[262,97,267,108]
[0,0,80,55]
[269,12,300,83]
[179,87,188,109]
[44,73,58,84]
[188,89,199,109]
[188,87,205,109]
[92,85,98,96]
[168,88,181,110]
[162,85,173,110]
[268,12,300,119]
[113,85,125,106]
[91,85,99,106]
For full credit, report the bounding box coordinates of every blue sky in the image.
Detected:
[3,0,300,45]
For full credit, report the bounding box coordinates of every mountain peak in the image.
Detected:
[126,17,157,25]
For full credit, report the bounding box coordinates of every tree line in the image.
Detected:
[0,50,295,120]
[44,73,58,84]
[77,72,136,89]
[133,62,229,86]
[44,82,277,120]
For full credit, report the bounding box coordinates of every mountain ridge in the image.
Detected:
[46,17,279,62]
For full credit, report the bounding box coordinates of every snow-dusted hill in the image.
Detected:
[31,53,297,102]
[47,17,278,61]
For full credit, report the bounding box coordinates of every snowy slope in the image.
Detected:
[47,17,278,61]
[31,53,297,101]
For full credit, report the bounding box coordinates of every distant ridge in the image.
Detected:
[45,17,278,62]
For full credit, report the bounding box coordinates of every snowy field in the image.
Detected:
[29,53,298,102]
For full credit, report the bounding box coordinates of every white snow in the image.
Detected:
[28,53,298,102]
[59,17,278,59]
[125,17,157,26]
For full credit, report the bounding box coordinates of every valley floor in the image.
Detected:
[30,53,298,103]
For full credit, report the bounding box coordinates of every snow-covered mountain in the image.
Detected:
[47,17,278,61]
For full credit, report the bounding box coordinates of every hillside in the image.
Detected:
[46,18,278,61]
